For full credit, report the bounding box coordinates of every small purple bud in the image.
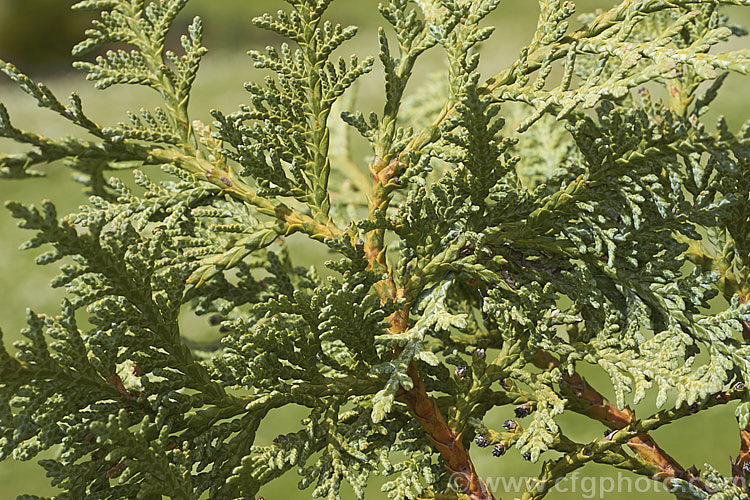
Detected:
[514,403,532,419]
[503,419,518,431]
[474,435,490,448]
[492,443,506,457]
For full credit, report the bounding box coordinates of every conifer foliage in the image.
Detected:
[3,1,750,499]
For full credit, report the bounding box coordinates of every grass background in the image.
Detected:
[0,1,749,498]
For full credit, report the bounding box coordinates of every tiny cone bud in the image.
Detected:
[514,403,532,418]
[474,435,490,448]
[492,443,506,457]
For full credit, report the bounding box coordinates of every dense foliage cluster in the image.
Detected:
[3,1,750,499]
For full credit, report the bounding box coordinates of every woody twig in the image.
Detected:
[532,351,704,497]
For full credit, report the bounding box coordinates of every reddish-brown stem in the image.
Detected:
[532,352,702,495]
[384,303,493,499]
[733,296,750,486]
[365,156,493,499]
[400,364,493,500]
[732,427,750,486]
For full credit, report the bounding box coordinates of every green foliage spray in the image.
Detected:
[3,1,750,499]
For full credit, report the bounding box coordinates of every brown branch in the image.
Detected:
[531,351,704,497]
[364,155,493,499]
[386,297,493,498]
[732,427,750,486]
[401,364,493,500]
[733,295,750,487]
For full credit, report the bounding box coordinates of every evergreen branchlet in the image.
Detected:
[2,1,750,499]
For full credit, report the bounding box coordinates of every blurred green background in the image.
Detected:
[0,1,749,499]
